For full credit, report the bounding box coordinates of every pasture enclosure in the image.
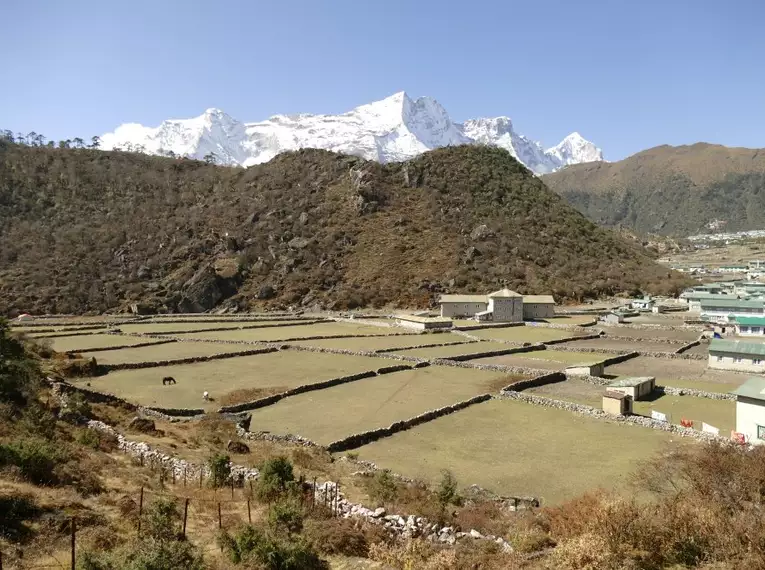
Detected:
[354,398,684,505]
[606,357,750,391]
[471,327,588,343]
[633,394,735,433]
[395,341,523,359]
[116,320,311,334]
[46,334,169,352]
[79,350,392,410]
[170,322,407,342]
[80,340,260,365]
[597,326,701,342]
[556,338,680,353]
[524,378,606,407]
[288,334,467,351]
[471,350,606,369]
[247,366,523,444]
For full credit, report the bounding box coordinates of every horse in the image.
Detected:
[203,391,210,401]
[162,376,176,385]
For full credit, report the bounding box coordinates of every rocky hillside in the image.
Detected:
[544,143,765,236]
[0,142,689,315]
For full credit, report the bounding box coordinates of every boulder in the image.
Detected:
[128,417,156,433]
[258,285,276,300]
[226,440,250,454]
[465,246,482,261]
[288,236,311,250]
[470,224,494,241]
[299,212,309,225]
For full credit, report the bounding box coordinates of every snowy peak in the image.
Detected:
[100,93,603,174]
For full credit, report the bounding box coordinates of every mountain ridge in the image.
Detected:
[0,141,686,315]
[99,92,603,175]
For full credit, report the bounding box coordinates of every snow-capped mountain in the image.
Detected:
[100,92,603,174]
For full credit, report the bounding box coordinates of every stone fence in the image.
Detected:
[638,351,706,361]
[429,358,552,376]
[498,390,732,444]
[453,322,526,332]
[107,319,328,337]
[376,340,477,354]
[526,322,598,331]
[12,323,108,334]
[98,347,278,372]
[67,339,178,354]
[443,344,545,362]
[30,329,111,339]
[601,334,689,345]
[658,386,735,401]
[326,394,493,452]
[540,333,602,345]
[675,341,701,354]
[600,352,640,366]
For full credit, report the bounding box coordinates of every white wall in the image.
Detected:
[709,353,765,373]
[440,302,487,318]
[523,303,555,319]
[735,325,765,336]
[736,397,765,445]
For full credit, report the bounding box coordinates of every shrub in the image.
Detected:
[0,318,41,406]
[144,497,180,541]
[18,401,58,439]
[268,499,304,535]
[208,452,231,488]
[0,493,40,541]
[256,456,295,501]
[436,469,460,507]
[78,539,205,570]
[63,392,92,422]
[0,437,68,484]
[219,524,328,569]
[77,428,102,450]
[368,469,398,505]
[304,518,369,557]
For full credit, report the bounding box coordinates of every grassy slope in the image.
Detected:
[544,143,765,235]
[0,142,689,315]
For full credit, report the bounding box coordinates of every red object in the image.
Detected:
[680,418,693,428]
[731,431,747,445]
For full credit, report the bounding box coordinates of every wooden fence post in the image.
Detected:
[199,469,203,488]
[182,498,189,539]
[312,477,317,510]
[218,503,222,530]
[172,468,176,485]
[70,517,76,570]
[249,479,253,498]
[247,498,251,524]
[230,478,234,499]
[183,467,187,487]
[137,487,144,533]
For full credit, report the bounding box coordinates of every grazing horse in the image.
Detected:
[203,391,210,401]
[162,376,176,385]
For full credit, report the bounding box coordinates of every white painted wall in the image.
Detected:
[709,354,765,373]
[735,325,765,336]
[440,302,487,318]
[736,397,765,445]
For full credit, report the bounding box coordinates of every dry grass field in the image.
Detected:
[395,341,520,359]
[77,350,392,410]
[471,349,606,369]
[80,341,257,365]
[556,338,678,353]
[538,315,598,326]
[116,320,310,334]
[525,378,605,407]
[24,328,111,338]
[597,325,701,342]
[605,356,750,391]
[633,394,735,433]
[44,333,168,352]
[354,398,686,504]
[247,366,523,444]
[471,326,588,343]
[289,334,466,351]
[170,322,406,342]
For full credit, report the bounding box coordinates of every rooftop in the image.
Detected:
[731,316,765,326]
[700,298,765,309]
[608,376,656,387]
[709,339,765,357]
[523,295,555,304]
[488,288,522,298]
[731,377,765,401]
[603,390,629,400]
[394,314,451,324]
[439,294,487,303]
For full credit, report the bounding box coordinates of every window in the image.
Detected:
[755,359,763,365]
[717,356,723,361]
[753,327,762,334]
[741,326,750,333]
[734,357,743,363]
[758,425,765,440]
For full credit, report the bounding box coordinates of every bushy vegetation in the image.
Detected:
[0,142,689,315]
[545,144,765,236]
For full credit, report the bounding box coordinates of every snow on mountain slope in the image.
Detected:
[100,92,603,174]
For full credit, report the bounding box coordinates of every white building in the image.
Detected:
[600,312,625,324]
[731,377,765,445]
[631,297,654,311]
[731,316,765,337]
[708,339,765,373]
[394,315,453,331]
[438,289,525,323]
[699,298,765,323]
[522,295,556,319]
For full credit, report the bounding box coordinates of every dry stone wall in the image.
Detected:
[67,339,178,354]
[99,347,278,372]
[659,386,735,401]
[326,394,493,452]
[503,372,567,392]
[376,340,477,353]
[443,344,545,362]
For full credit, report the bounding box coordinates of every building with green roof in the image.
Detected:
[730,316,765,338]
[709,339,765,373]
[731,377,765,445]
[699,297,765,323]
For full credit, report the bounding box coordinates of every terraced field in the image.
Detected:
[354,398,685,505]
[81,341,258,365]
[248,366,523,444]
[471,326,588,343]
[77,350,392,410]
[633,394,735,433]
[395,341,518,359]
[289,334,466,351]
[606,356,750,391]
[170,322,408,343]
[471,349,606,369]
[45,334,168,352]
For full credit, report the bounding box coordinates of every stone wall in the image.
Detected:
[600,352,640,366]
[429,358,551,376]
[376,340,477,353]
[453,322,526,332]
[603,334,688,345]
[659,386,735,401]
[503,372,567,392]
[326,394,493,452]
[443,344,545,362]
[638,351,706,361]
[99,347,278,372]
[541,333,602,345]
[67,339,178,354]
[675,341,701,354]
[498,390,733,444]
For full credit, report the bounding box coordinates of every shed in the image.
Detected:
[602,390,633,416]
[395,315,453,331]
[600,312,624,324]
[606,377,656,401]
[731,377,765,445]
[566,361,605,377]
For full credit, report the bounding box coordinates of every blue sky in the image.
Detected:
[1,0,763,161]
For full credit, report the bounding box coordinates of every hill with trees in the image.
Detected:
[0,140,689,315]
[544,143,765,236]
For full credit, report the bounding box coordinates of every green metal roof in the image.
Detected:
[700,298,765,309]
[731,377,765,401]
[731,316,765,326]
[684,292,731,300]
[709,339,765,357]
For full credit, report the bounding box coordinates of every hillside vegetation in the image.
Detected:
[544,143,765,236]
[0,142,689,314]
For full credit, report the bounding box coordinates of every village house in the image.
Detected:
[602,391,632,416]
[521,295,556,319]
[731,377,765,445]
[698,297,765,323]
[438,289,533,323]
[708,339,765,373]
[599,312,625,325]
[606,377,656,401]
[730,316,765,337]
[630,297,654,311]
[394,315,453,331]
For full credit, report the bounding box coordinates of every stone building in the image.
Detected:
[708,339,765,373]
[438,289,549,323]
[522,295,556,319]
[602,391,632,415]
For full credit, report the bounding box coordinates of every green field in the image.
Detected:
[116,320,310,334]
[354,398,686,505]
[395,341,519,359]
[289,334,466,351]
[633,394,735,433]
[472,349,605,369]
[81,341,256,365]
[171,322,409,343]
[78,350,391,410]
[248,366,520,444]
[471,326,587,343]
[45,334,168,352]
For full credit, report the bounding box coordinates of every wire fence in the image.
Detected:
[0,460,344,569]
